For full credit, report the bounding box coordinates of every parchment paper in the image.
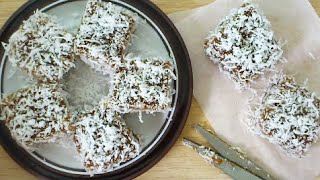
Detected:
[169,0,320,179]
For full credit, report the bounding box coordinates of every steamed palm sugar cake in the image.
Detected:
[75,0,136,74]
[73,107,140,174]
[204,2,283,89]
[3,11,75,82]
[249,73,320,157]
[0,83,71,149]
[105,57,175,113]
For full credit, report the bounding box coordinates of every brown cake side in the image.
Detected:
[104,57,176,113]
[249,73,320,157]
[73,106,140,174]
[0,83,71,149]
[3,11,75,82]
[75,0,136,74]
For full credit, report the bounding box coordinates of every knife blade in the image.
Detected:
[183,138,262,180]
[194,125,273,180]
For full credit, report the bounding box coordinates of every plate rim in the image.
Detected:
[0,0,193,179]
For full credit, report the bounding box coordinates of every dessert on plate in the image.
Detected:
[0,0,176,175]
[105,56,175,113]
[3,11,75,82]
[0,83,71,149]
[75,0,136,74]
[249,73,320,157]
[72,106,140,174]
[204,2,283,89]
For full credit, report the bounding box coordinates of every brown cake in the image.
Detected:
[73,106,140,174]
[104,56,176,113]
[204,2,283,89]
[3,11,75,82]
[0,83,71,149]
[249,73,320,157]
[75,0,136,74]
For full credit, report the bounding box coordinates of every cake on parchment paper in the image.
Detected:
[204,2,283,89]
[249,73,320,157]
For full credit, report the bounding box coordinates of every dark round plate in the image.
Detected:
[0,0,192,179]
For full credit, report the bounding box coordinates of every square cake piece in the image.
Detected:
[73,106,140,174]
[204,2,283,89]
[3,11,75,82]
[0,83,71,149]
[105,57,175,113]
[75,0,136,74]
[250,73,320,157]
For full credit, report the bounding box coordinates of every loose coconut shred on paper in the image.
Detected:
[170,0,320,179]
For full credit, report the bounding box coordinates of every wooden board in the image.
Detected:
[0,0,320,179]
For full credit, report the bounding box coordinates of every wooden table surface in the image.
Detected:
[1,0,320,179]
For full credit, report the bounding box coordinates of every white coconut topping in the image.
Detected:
[249,73,320,157]
[3,11,75,82]
[0,83,71,149]
[204,2,283,89]
[103,56,176,113]
[73,106,140,174]
[62,61,110,113]
[75,0,136,74]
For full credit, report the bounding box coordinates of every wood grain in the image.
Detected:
[0,0,320,179]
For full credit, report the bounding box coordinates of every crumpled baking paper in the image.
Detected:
[169,0,320,179]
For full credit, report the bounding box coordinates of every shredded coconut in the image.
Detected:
[248,73,320,157]
[204,2,283,89]
[75,0,136,74]
[3,11,75,82]
[73,106,140,174]
[62,61,110,113]
[308,52,316,60]
[103,56,176,113]
[0,83,71,149]
[183,140,222,167]
[198,146,223,166]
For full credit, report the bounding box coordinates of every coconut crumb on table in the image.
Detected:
[103,56,176,113]
[75,0,136,74]
[0,83,71,149]
[3,11,75,83]
[249,73,320,157]
[204,2,283,90]
[72,106,140,174]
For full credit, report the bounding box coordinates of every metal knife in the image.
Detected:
[194,125,273,180]
[183,138,262,180]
